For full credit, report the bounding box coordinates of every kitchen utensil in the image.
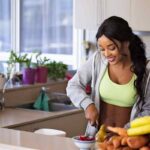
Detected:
[85,122,98,138]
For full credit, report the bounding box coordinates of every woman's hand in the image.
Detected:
[85,103,99,126]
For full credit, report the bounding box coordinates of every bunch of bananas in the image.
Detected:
[127,116,150,136]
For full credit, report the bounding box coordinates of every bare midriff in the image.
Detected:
[99,100,132,128]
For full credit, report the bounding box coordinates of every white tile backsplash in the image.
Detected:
[134,31,150,59]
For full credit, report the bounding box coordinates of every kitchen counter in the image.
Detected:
[0,128,79,150]
[0,81,86,137]
[0,143,37,150]
[0,107,87,137]
[0,107,83,128]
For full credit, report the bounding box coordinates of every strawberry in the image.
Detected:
[79,135,95,141]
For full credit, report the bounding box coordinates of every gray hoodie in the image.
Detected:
[66,51,150,135]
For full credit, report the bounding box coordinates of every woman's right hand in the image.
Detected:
[85,103,99,126]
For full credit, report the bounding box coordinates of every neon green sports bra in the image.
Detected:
[99,68,137,107]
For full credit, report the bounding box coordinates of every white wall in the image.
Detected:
[85,30,150,60]
[138,32,150,59]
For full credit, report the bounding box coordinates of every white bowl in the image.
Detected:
[72,136,95,150]
[34,128,66,137]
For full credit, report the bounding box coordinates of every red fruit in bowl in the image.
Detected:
[79,135,95,141]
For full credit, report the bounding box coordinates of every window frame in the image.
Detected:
[0,0,84,71]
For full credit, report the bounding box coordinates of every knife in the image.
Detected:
[85,122,98,137]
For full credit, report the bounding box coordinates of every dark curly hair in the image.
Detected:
[96,16,146,100]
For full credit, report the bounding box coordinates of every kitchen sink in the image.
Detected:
[17,102,77,112]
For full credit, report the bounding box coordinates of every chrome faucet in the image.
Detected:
[0,78,13,111]
[0,64,15,111]
[0,76,21,111]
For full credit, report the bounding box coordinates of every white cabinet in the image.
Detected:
[74,0,150,31]
[74,0,101,30]
[103,0,130,24]
[74,0,130,30]
[131,0,150,31]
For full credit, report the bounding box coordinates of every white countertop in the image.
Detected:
[0,143,38,150]
[0,128,79,150]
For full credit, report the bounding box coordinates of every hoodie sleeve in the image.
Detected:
[66,52,98,110]
[137,61,150,117]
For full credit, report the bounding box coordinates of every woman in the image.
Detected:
[66,16,150,136]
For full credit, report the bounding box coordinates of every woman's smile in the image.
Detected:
[98,35,130,65]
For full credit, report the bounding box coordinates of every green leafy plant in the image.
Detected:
[8,50,33,68]
[46,61,68,80]
[35,52,50,67]
[8,51,26,64]
[24,57,32,68]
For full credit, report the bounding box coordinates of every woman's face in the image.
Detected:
[97,35,129,65]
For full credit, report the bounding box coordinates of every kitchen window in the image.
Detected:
[0,0,11,73]
[0,0,81,74]
[21,0,73,55]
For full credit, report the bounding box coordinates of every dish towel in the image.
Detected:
[33,90,50,111]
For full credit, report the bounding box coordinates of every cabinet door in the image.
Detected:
[74,0,101,30]
[103,0,131,23]
[11,111,87,137]
[74,0,131,30]
[131,0,150,31]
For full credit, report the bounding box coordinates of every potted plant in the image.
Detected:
[22,56,36,85]
[35,52,50,83]
[46,61,68,81]
[8,51,36,85]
